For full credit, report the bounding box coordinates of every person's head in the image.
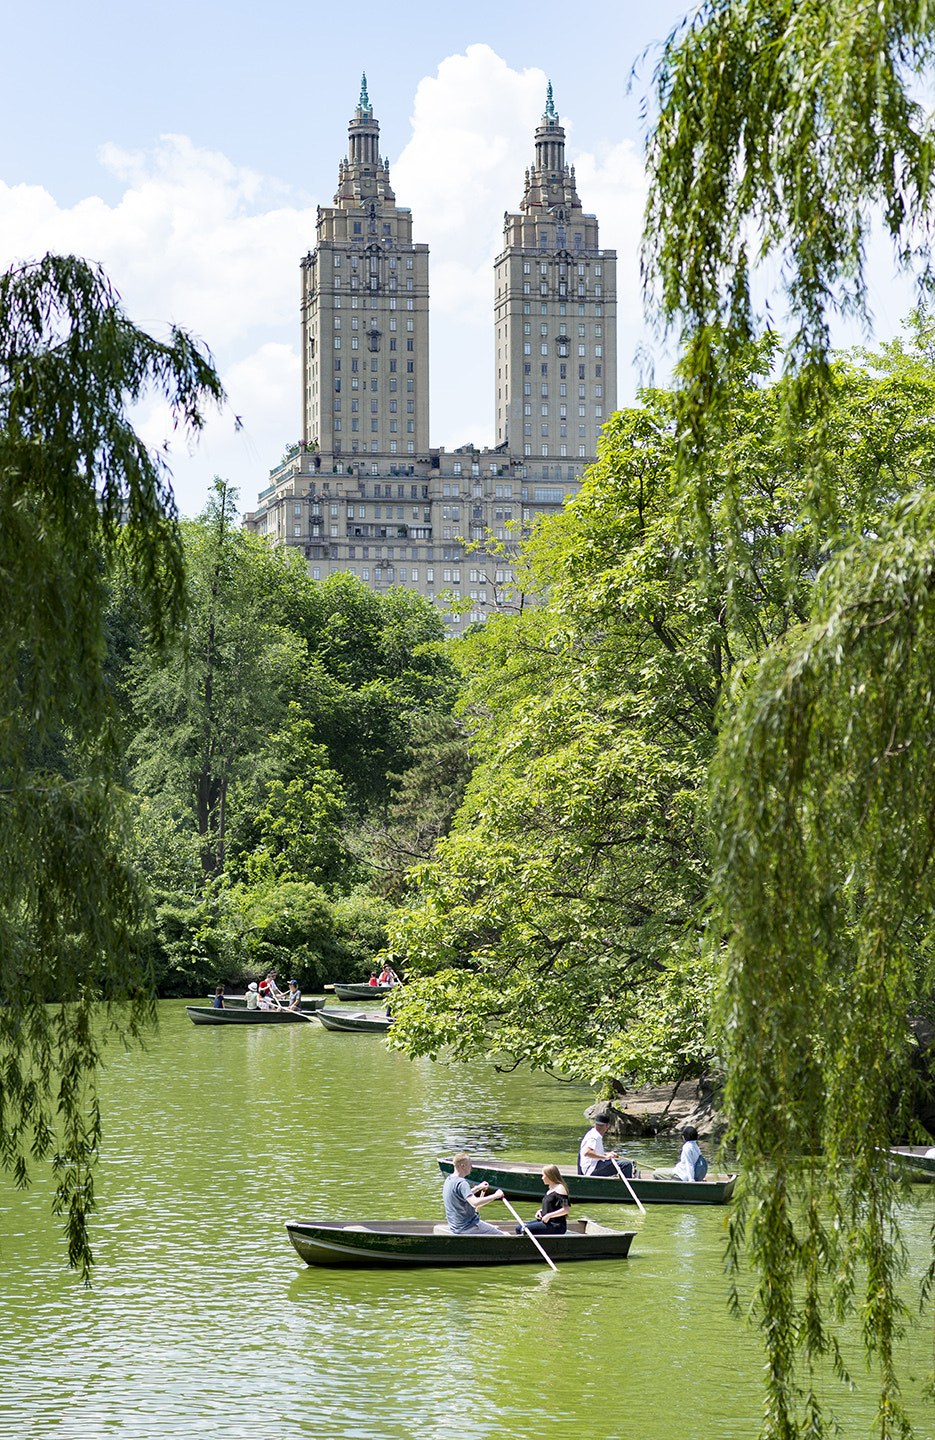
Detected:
[267,971,276,980]
[288,979,297,989]
[215,985,223,995]
[682,1125,699,1142]
[542,1164,563,1187]
[452,1151,472,1176]
[248,982,258,991]
[594,1110,612,1132]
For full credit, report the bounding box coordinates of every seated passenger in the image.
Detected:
[515,1165,570,1235]
[653,1125,706,1182]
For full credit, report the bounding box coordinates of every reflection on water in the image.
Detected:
[1,1000,934,1438]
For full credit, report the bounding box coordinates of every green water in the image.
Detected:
[2,999,934,1439]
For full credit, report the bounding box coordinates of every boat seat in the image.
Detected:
[583,1219,617,1236]
[342,1225,374,1232]
[433,1224,453,1235]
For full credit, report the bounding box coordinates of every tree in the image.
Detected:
[645,5,935,1433]
[363,711,475,898]
[237,704,352,890]
[0,254,223,1278]
[129,481,307,876]
[644,0,935,481]
[387,339,935,1092]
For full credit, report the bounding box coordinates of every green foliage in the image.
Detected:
[230,877,336,988]
[237,705,352,889]
[0,255,223,1278]
[645,4,935,1427]
[710,491,935,1437]
[645,0,935,483]
[363,711,475,897]
[389,340,931,1092]
[225,879,392,990]
[128,480,308,875]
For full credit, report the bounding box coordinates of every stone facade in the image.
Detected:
[243,78,618,635]
[495,82,617,467]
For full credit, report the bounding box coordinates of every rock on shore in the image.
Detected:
[586,1076,726,1141]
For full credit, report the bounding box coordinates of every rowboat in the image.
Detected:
[284,1217,635,1268]
[204,994,324,1013]
[186,1006,313,1026]
[333,982,396,1001]
[883,1145,935,1181]
[436,1156,737,1206]
[315,1007,392,1033]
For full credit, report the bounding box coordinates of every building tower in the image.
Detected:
[301,75,430,462]
[494,83,616,474]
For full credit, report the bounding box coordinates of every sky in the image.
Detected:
[0,1,920,517]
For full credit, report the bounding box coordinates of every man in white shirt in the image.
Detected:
[578,1112,627,1177]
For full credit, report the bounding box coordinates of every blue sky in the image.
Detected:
[1,1,918,515]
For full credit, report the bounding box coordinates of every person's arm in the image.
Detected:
[581,1143,617,1162]
[467,1182,503,1210]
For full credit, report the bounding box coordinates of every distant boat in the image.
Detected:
[284,1217,636,1268]
[186,1006,313,1026]
[205,994,324,1013]
[315,1007,392,1033]
[333,982,396,1001]
[883,1145,935,1181]
[436,1156,738,1206]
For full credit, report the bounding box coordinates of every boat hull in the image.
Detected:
[315,1007,391,1033]
[186,1006,312,1026]
[333,983,396,1001]
[285,1218,635,1268]
[436,1157,737,1206]
[884,1146,935,1182]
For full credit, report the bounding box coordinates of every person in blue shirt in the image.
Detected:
[441,1153,505,1235]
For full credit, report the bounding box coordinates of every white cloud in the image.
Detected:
[0,136,316,349]
[0,137,315,514]
[0,49,653,510]
[392,44,650,444]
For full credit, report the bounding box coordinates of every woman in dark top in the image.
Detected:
[211,985,225,1009]
[515,1164,571,1235]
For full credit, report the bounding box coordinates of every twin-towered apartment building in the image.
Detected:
[243,75,616,631]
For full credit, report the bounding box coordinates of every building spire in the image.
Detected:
[359,72,371,116]
[543,80,557,123]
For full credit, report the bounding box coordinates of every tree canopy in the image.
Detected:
[0,255,224,1279]
[643,4,935,1434]
[387,334,935,1100]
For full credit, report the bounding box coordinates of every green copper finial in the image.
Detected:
[359,72,371,112]
[544,81,557,122]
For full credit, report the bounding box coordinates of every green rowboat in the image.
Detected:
[315,1007,392,1033]
[285,1217,635,1268]
[333,982,396,1001]
[186,1006,312,1026]
[436,1156,737,1206]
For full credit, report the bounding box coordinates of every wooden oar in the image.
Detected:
[612,1157,647,1215]
[497,1194,558,1272]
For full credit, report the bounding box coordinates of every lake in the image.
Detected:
[2,999,934,1439]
